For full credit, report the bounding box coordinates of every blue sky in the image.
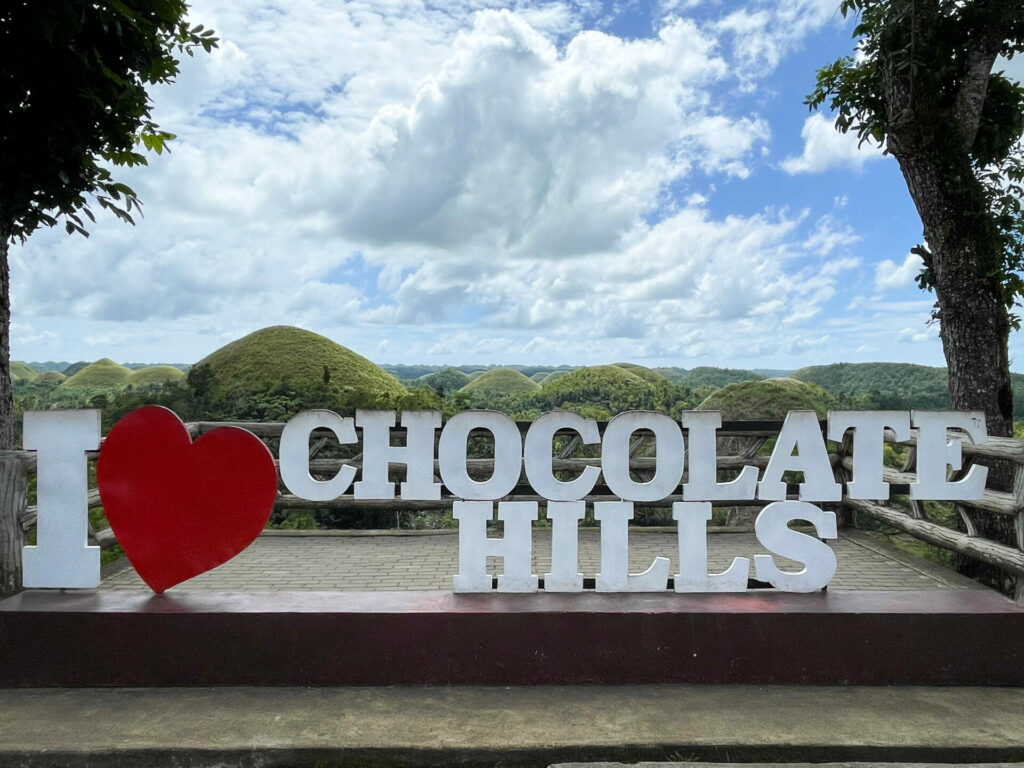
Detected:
[11,0,1024,370]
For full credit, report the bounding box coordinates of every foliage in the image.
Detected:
[793,362,950,409]
[672,366,766,389]
[697,378,836,419]
[126,365,185,388]
[808,0,1024,289]
[419,367,470,397]
[0,1,218,240]
[610,362,668,385]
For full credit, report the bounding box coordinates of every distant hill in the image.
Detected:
[611,363,668,385]
[698,378,834,419]
[35,371,66,386]
[196,326,407,402]
[61,358,133,389]
[539,365,676,418]
[127,366,186,388]
[792,362,949,410]
[10,362,38,382]
[675,366,765,389]
[25,361,71,373]
[460,368,540,395]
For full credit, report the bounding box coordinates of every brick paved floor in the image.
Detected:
[100,527,982,592]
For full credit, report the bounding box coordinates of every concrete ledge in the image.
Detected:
[2,686,1024,767]
[2,589,1024,686]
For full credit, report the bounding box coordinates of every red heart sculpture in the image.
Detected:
[97,406,278,593]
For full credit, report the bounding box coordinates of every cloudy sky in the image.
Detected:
[11,0,1024,370]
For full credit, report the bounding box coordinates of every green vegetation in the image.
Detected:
[611,362,667,385]
[792,362,949,410]
[677,366,765,389]
[419,367,470,396]
[10,362,37,382]
[460,368,541,395]
[539,365,688,420]
[126,366,186,389]
[35,371,65,386]
[698,378,835,419]
[197,326,407,400]
[61,358,133,389]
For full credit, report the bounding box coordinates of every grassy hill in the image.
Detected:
[460,367,541,395]
[35,371,66,386]
[791,362,949,409]
[60,358,133,389]
[611,362,667,385]
[540,365,670,418]
[10,362,38,382]
[677,366,765,389]
[127,366,186,388]
[698,378,834,419]
[195,326,407,402]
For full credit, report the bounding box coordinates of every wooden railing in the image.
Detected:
[2,417,1023,602]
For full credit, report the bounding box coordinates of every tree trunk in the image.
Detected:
[0,221,12,451]
[885,67,1017,592]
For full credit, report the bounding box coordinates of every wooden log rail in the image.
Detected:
[2,417,1024,603]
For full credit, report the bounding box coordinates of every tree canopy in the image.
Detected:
[808,0,1024,437]
[0,1,216,448]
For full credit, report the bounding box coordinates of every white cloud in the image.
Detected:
[781,113,883,174]
[875,252,923,291]
[9,0,949,369]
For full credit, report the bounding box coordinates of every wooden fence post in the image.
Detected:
[0,453,27,598]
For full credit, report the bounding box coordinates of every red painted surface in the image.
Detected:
[2,589,1023,686]
[96,406,278,593]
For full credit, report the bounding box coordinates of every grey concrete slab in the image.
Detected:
[2,686,1024,767]
[99,527,984,592]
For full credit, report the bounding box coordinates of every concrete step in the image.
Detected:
[2,686,1024,767]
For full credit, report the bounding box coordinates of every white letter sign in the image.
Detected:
[22,410,102,588]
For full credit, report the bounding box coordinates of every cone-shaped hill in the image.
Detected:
[60,358,133,389]
[194,326,407,401]
[611,362,667,385]
[128,366,186,388]
[35,371,66,386]
[697,378,834,419]
[11,362,38,382]
[460,367,541,395]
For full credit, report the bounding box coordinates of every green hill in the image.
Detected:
[543,370,570,384]
[127,366,186,388]
[612,362,667,385]
[195,326,407,403]
[677,366,765,389]
[791,362,949,409]
[10,362,38,382]
[35,371,66,386]
[419,367,470,396]
[460,367,541,395]
[60,358,133,389]
[698,378,834,419]
[540,365,663,418]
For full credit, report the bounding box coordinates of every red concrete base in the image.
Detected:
[2,589,1023,686]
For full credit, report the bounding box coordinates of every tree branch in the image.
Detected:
[954,44,1001,151]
